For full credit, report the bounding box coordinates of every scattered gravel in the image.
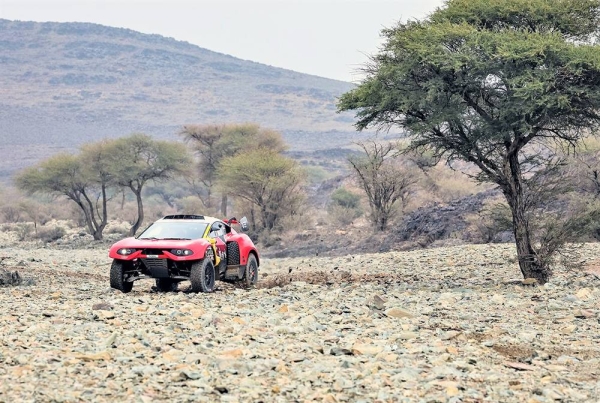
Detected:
[1,242,600,402]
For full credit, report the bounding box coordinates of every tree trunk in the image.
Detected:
[206,187,212,208]
[129,189,144,236]
[221,194,228,217]
[75,199,99,240]
[92,228,103,241]
[503,153,549,284]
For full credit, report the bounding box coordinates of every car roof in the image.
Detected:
[158,214,221,225]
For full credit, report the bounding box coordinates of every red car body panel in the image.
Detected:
[226,231,259,266]
[108,215,259,275]
[108,215,259,293]
[108,237,213,261]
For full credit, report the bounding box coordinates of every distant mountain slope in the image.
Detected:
[0,19,361,178]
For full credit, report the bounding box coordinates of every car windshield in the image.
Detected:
[137,221,208,240]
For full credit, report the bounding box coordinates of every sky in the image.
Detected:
[0,0,445,82]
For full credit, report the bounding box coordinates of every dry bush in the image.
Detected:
[467,197,513,243]
[110,201,139,225]
[328,205,362,226]
[34,226,66,243]
[105,222,131,236]
[276,207,320,248]
[415,162,485,201]
[1,206,21,223]
[15,223,34,241]
[144,196,179,219]
[326,187,363,226]
[179,196,211,215]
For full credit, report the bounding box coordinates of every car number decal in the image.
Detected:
[146,254,159,258]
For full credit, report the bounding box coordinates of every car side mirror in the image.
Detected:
[240,216,249,232]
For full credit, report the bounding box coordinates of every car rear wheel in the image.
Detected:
[242,254,259,288]
[110,260,133,293]
[155,278,178,292]
[190,259,215,293]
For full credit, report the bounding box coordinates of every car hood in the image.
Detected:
[111,237,209,250]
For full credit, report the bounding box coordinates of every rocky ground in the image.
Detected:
[1,239,600,402]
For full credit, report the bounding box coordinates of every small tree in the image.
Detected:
[338,0,600,283]
[15,153,111,240]
[348,141,416,231]
[217,148,303,231]
[328,187,363,225]
[180,123,286,215]
[109,134,191,236]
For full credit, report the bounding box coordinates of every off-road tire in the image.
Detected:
[110,260,133,293]
[155,278,178,292]
[227,242,240,265]
[242,254,259,288]
[190,259,215,293]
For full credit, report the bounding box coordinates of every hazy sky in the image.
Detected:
[0,0,444,82]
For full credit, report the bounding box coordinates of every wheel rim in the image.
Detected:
[249,261,257,283]
[205,265,214,285]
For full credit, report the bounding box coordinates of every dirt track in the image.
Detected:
[1,243,600,402]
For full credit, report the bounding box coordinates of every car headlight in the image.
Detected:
[117,248,135,255]
[171,249,193,256]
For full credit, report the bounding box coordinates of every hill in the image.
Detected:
[0,19,363,178]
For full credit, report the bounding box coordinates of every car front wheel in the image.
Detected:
[190,259,215,293]
[110,260,133,293]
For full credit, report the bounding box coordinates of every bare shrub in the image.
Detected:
[471,201,513,243]
[179,196,212,215]
[425,163,485,202]
[35,226,66,243]
[349,141,417,231]
[15,223,34,241]
[1,206,21,223]
[328,205,362,226]
[106,222,130,236]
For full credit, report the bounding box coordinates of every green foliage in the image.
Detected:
[328,187,363,226]
[431,0,600,39]
[217,148,304,232]
[15,134,191,239]
[108,133,192,235]
[15,153,109,240]
[15,154,85,197]
[302,165,331,186]
[330,187,362,210]
[338,0,600,282]
[110,134,191,188]
[180,123,287,212]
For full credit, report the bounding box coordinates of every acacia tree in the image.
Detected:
[15,153,112,240]
[217,148,303,231]
[180,123,286,215]
[349,141,416,231]
[338,0,600,283]
[109,134,191,236]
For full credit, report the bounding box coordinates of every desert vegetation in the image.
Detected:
[2,0,600,289]
[338,0,600,283]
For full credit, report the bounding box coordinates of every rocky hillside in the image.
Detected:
[1,241,600,401]
[0,19,360,178]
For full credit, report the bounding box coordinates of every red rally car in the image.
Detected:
[108,214,259,293]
